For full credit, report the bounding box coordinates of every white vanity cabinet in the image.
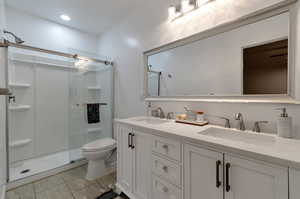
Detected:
[224,155,288,199]
[184,144,223,199]
[116,122,290,199]
[290,168,300,199]
[116,124,133,192]
[116,123,151,199]
[184,143,289,199]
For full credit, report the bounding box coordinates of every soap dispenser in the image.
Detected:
[276,108,293,138]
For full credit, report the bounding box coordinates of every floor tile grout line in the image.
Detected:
[60,171,76,199]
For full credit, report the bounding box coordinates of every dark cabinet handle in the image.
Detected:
[131,133,135,149]
[128,133,132,148]
[225,163,231,192]
[216,160,222,188]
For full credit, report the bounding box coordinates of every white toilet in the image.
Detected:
[82,138,116,181]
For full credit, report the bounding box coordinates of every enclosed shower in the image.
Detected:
[1,41,114,182]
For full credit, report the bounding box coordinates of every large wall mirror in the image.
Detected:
[145,12,291,99]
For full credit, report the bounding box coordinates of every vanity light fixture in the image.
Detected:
[169,0,214,21]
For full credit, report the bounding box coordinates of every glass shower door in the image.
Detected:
[68,61,113,163]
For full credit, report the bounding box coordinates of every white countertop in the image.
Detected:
[115,116,300,169]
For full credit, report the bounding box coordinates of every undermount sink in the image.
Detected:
[199,127,276,145]
[133,117,171,124]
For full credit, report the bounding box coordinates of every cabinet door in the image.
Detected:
[290,168,300,199]
[116,124,133,192]
[132,130,151,199]
[184,144,223,199]
[224,155,288,199]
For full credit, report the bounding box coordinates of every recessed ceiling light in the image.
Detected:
[60,14,71,21]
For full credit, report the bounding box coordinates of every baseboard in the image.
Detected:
[116,183,138,199]
[7,159,87,190]
[0,184,5,199]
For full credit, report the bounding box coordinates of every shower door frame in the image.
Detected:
[0,40,114,183]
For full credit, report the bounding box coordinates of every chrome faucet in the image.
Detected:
[235,113,246,131]
[252,121,268,133]
[152,107,165,119]
[206,114,231,128]
[166,112,174,120]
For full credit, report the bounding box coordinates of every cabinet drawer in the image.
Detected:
[152,155,181,186]
[152,136,181,161]
[152,175,181,199]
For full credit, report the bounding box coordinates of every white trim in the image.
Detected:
[145,96,300,104]
[116,183,139,199]
[0,185,5,199]
[0,185,6,199]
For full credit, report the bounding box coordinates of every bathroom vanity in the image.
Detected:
[115,117,300,199]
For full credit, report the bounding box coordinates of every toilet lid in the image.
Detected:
[82,138,116,152]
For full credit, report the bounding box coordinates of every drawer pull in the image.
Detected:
[163,186,169,193]
[162,166,168,172]
[131,133,135,149]
[225,163,231,192]
[128,133,132,148]
[162,144,169,151]
[216,160,222,188]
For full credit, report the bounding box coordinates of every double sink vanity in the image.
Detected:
[115,116,300,199]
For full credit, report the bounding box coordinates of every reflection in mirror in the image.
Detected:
[243,39,288,94]
[147,12,289,97]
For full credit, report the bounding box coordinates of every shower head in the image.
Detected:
[3,30,25,44]
[14,36,25,44]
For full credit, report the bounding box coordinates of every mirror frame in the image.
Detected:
[143,2,300,104]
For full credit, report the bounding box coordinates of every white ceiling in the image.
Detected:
[6,0,141,35]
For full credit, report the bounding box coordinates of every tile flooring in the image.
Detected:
[6,165,123,199]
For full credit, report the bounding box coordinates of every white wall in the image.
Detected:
[97,0,300,138]
[5,6,99,54]
[0,0,6,197]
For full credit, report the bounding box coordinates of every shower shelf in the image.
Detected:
[87,87,101,91]
[9,83,31,88]
[9,139,32,148]
[9,105,31,111]
[88,127,102,133]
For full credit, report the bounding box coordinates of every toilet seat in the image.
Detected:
[82,138,116,152]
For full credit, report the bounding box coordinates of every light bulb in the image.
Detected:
[60,14,71,21]
[181,0,195,13]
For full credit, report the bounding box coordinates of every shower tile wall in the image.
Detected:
[8,52,112,165]
[8,60,35,162]
[8,54,71,163]
[35,66,69,156]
